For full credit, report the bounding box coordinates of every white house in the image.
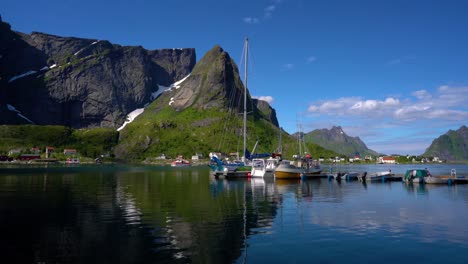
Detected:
[379,156,396,164]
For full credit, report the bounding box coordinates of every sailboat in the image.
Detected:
[210,38,253,177]
[294,121,322,177]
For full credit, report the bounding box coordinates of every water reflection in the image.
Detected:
[1,166,468,263]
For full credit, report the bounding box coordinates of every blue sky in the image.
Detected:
[2,0,467,155]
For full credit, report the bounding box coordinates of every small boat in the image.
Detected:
[359,171,393,181]
[66,158,80,164]
[404,168,467,184]
[250,158,278,178]
[403,169,430,183]
[339,172,360,180]
[209,154,248,174]
[171,159,191,167]
[300,158,323,176]
[274,160,304,179]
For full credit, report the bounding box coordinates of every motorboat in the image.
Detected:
[274,160,304,179]
[250,158,278,178]
[171,159,191,167]
[359,171,393,181]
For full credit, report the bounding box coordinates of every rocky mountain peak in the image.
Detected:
[164,44,248,112]
[304,126,379,157]
[1,17,196,128]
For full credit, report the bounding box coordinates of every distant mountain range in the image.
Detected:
[302,126,379,158]
[423,125,468,161]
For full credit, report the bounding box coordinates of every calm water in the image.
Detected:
[0,164,467,264]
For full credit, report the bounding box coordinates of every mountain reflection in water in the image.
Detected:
[0,164,467,263]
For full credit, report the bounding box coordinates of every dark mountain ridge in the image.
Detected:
[1,16,195,128]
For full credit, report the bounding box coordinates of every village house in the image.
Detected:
[8,149,22,156]
[31,147,41,154]
[63,149,78,155]
[378,156,396,164]
[191,153,203,160]
[45,146,55,158]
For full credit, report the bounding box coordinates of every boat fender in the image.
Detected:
[447,179,452,185]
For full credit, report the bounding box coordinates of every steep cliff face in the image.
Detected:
[114,44,281,160]
[160,45,247,112]
[0,18,196,128]
[152,45,279,126]
[304,126,379,157]
[254,99,279,127]
[423,125,468,161]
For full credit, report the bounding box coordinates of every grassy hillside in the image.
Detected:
[423,126,468,161]
[114,101,341,162]
[0,125,118,158]
[115,105,282,160]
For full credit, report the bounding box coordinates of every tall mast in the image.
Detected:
[243,37,248,159]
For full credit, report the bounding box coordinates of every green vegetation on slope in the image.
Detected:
[115,102,339,162]
[0,125,118,158]
[115,105,284,161]
[423,131,467,161]
[304,128,378,157]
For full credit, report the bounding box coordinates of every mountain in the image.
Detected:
[303,126,379,158]
[0,17,300,161]
[0,16,195,128]
[113,44,282,160]
[423,125,468,161]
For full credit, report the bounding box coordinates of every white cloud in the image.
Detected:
[304,85,468,155]
[307,96,362,114]
[265,5,276,12]
[243,1,283,23]
[436,85,468,107]
[349,98,400,113]
[264,5,276,18]
[412,89,432,100]
[243,17,259,24]
[306,56,316,63]
[253,95,274,104]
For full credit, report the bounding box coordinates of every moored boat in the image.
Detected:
[404,168,468,184]
[341,172,360,180]
[300,157,322,176]
[66,158,80,164]
[359,170,393,181]
[250,157,278,178]
[404,169,430,183]
[171,159,191,167]
[274,160,304,179]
